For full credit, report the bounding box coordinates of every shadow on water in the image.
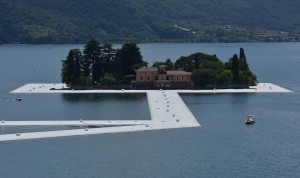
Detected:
[180,93,252,106]
[62,93,147,103]
[59,93,152,120]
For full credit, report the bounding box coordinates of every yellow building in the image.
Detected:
[135,65,192,89]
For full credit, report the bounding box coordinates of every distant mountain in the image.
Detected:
[1,0,300,44]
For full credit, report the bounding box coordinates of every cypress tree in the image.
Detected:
[231,54,239,83]
[72,49,82,85]
[114,49,124,81]
[66,50,74,83]
[239,48,246,59]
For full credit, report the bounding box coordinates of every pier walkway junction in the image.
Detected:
[0,83,291,142]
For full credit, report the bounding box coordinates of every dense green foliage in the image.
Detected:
[174,53,219,72]
[62,40,257,88]
[115,43,147,81]
[153,47,257,87]
[224,49,257,86]
[174,48,257,87]
[152,59,174,70]
[1,0,300,44]
[61,40,146,88]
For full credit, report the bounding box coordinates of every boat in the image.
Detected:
[245,115,255,124]
[16,97,22,101]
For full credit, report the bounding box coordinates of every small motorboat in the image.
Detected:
[245,115,255,124]
[16,97,22,101]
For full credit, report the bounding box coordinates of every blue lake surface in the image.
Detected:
[0,43,300,178]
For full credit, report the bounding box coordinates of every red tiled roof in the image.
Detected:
[136,67,157,72]
[158,65,166,67]
[136,67,191,75]
[166,71,191,75]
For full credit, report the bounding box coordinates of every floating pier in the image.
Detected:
[1,88,200,142]
[0,82,291,142]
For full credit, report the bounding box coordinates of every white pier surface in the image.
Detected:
[10,83,292,94]
[1,86,201,142]
[1,82,291,142]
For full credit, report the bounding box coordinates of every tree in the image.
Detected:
[83,39,101,82]
[152,61,164,67]
[78,76,92,87]
[239,48,249,71]
[191,69,202,85]
[217,70,232,86]
[243,70,257,86]
[72,49,82,84]
[189,52,219,69]
[101,44,116,75]
[192,69,217,86]
[225,49,256,85]
[239,48,246,59]
[231,54,239,83]
[100,73,116,88]
[133,61,148,69]
[239,58,250,71]
[114,49,124,81]
[61,60,69,84]
[61,49,82,86]
[225,56,249,71]
[175,52,220,72]
[61,51,74,85]
[200,61,224,74]
[116,42,145,77]
[83,40,117,85]
[174,56,193,71]
[152,59,173,69]
[124,75,135,84]
[164,59,174,70]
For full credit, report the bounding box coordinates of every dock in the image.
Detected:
[0,82,291,142]
[1,89,200,142]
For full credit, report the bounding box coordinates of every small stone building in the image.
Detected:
[135,65,193,89]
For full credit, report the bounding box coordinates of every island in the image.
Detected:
[61,39,257,90]
[6,41,291,141]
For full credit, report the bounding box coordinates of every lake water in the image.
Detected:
[0,43,300,177]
